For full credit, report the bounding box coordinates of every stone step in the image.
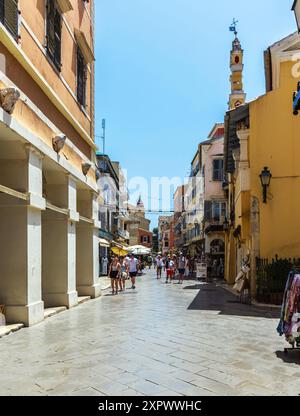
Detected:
[78,296,91,305]
[44,306,67,320]
[0,323,24,338]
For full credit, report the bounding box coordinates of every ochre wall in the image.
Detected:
[18,0,93,137]
[249,60,300,259]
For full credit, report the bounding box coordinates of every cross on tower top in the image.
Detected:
[229,18,239,37]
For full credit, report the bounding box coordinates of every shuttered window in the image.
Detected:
[77,47,87,107]
[46,0,62,71]
[212,159,224,181]
[0,0,19,40]
[204,201,212,222]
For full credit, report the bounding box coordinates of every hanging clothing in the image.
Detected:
[277,272,300,345]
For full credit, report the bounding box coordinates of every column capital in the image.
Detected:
[236,127,250,142]
[24,144,44,160]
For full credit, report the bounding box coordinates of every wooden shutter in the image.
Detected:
[47,0,61,70]
[77,48,86,106]
[204,201,212,222]
[4,0,18,39]
[0,0,4,24]
[46,0,55,61]
[54,7,61,69]
[213,159,224,181]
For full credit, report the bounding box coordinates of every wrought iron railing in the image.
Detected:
[256,255,300,304]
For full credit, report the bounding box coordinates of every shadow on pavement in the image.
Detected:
[187,283,280,319]
[275,350,300,365]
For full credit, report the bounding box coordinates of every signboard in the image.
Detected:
[196,262,207,280]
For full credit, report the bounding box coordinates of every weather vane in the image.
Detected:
[229,18,238,36]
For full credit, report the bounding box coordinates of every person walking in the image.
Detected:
[108,257,121,295]
[165,255,175,284]
[148,255,153,269]
[184,256,190,280]
[129,254,138,289]
[119,256,128,292]
[156,255,163,279]
[177,253,186,284]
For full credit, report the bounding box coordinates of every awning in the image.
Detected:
[111,247,128,257]
[99,238,110,248]
[74,29,95,63]
[57,0,73,13]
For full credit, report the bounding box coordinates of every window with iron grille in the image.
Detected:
[77,47,87,107]
[46,0,62,71]
[212,159,224,181]
[0,0,19,40]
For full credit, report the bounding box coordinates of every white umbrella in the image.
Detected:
[128,245,151,255]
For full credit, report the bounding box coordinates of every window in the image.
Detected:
[212,159,224,181]
[212,201,227,222]
[46,0,62,71]
[212,202,221,222]
[77,47,87,107]
[0,0,19,40]
[124,223,127,231]
[143,236,148,243]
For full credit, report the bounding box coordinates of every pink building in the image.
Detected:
[201,123,226,267]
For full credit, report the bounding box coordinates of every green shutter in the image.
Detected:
[46,0,61,70]
[4,0,18,39]
[53,8,61,69]
[46,0,55,61]
[77,48,86,106]
[204,201,212,222]
[0,0,4,24]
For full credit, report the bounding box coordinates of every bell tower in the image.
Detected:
[229,19,246,110]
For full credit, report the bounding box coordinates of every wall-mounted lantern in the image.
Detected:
[292,0,300,32]
[0,87,20,114]
[52,134,66,153]
[82,162,92,176]
[259,167,272,204]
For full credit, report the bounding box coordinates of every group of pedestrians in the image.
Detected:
[155,253,190,284]
[108,254,139,295]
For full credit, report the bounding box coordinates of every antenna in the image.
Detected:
[101,119,106,154]
[229,18,238,37]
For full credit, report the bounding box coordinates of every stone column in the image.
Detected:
[250,196,260,298]
[236,127,250,191]
[42,175,79,308]
[76,192,101,298]
[0,145,45,326]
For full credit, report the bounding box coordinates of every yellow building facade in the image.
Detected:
[224,32,300,295]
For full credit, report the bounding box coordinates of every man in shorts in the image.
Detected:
[128,254,138,289]
[165,255,175,284]
[156,255,163,279]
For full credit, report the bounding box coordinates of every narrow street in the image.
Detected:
[0,270,299,397]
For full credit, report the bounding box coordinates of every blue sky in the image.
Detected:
[94,0,296,228]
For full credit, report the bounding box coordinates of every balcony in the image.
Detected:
[118,230,130,240]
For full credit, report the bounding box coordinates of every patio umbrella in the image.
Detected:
[128,245,151,256]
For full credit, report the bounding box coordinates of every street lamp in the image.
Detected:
[292,0,300,32]
[259,167,272,204]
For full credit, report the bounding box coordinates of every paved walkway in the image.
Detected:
[0,270,299,396]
